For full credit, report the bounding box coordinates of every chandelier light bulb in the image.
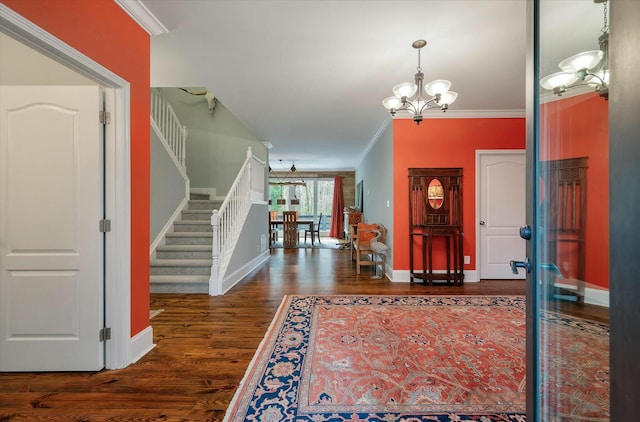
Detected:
[558,50,604,73]
[425,79,452,96]
[382,96,403,111]
[392,82,418,99]
[439,91,459,106]
[540,71,579,90]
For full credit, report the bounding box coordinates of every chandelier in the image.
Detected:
[268,160,305,186]
[382,40,458,125]
[540,0,609,100]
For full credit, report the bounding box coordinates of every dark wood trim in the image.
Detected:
[609,0,640,419]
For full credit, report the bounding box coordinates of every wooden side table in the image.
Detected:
[410,227,464,285]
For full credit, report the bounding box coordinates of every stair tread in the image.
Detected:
[157,245,212,251]
[151,259,212,266]
[150,274,209,282]
[175,219,211,222]
[166,232,213,237]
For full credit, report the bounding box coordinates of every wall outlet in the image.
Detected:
[464,255,470,265]
[386,200,390,207]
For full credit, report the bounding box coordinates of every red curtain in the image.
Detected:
[329,176,344,238]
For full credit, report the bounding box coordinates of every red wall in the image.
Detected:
[540,93,609,288]
[4,0,151,335]
[393,118,526,274]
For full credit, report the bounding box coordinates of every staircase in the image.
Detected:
[150,194,221,293]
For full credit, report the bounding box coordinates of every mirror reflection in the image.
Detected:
[536,0,610,420]
[427,179,444,209]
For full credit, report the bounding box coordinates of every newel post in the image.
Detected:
[209,209,220,296]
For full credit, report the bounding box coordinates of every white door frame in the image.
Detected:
[475,149,526,280]
[0,5,132,369]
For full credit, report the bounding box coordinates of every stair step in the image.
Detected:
[157,244,212,251]
[188,200,223,210]
[189,193,210,200]
[156,245,212,259]
[165,232,212,245]
[174,220,212,232]
[150,259,212,276]
[149,275,209,294]
[181,210,211,221]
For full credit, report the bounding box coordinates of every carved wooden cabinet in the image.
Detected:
[409,168,464,285]
[540,157,587,302]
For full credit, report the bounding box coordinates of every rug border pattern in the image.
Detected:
[224,295,530,422]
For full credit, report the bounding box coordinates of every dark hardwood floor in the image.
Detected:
[0,247,606,421]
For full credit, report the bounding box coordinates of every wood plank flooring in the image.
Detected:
[0,247,606,421]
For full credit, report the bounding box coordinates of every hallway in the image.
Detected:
[2,247,607,421]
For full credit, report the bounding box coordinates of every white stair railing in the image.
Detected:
[210,147,266,295]
[151,88,187,168]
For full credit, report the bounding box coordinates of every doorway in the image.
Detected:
[476,150,526,279]
[0,8,132,369]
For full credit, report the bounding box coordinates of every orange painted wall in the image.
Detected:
[540,93,609,288]
[393,118,526,274]
[4,0,151,335]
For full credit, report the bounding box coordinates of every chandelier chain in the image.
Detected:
[602,1,608,34]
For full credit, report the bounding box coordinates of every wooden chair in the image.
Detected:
[352,223,386,275]
[304,213,322,244]
[282,211,299,247]
[269,211,279,245]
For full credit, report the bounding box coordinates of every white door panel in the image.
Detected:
[0,86,104,371]
[479,151,526,279]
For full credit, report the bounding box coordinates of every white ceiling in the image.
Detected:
[139,0,604,171]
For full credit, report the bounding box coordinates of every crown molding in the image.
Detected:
[114,0,168,36]
[392,109,526,120]
[539,85,598,103]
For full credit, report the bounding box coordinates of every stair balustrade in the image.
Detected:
[209,147,266,295]
[151,88,187,168]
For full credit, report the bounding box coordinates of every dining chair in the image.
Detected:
[269,210,279,244]
[282,211,299,247]
[304,213,322,244]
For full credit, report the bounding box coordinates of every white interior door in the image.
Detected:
[478,151,526,279]
[0,85,104,371]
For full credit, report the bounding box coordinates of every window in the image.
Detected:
[269,178,334,233]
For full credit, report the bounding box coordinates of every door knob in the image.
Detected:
[510,258,532,274]
[479,221,485,225]
[519,225,532,240]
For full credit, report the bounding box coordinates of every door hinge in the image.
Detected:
[99,219,111,233]
[99,327,111,342]
[99,111,111,125]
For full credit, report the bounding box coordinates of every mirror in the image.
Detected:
[427,179,444,209]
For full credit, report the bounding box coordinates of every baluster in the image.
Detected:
[210,209,220,295]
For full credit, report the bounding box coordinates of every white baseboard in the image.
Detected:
[584,286,610,307]
[220,251,270,294]
[129,325,155,364]
[390,269,479,283]
[555,282,610,308]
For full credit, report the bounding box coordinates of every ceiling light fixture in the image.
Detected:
[382,40,458,125]
[269,160,306,186]
[540,0,609,100]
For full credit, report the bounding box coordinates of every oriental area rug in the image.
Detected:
[224,295,609,422]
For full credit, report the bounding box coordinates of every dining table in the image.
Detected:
[270,219,315,246]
